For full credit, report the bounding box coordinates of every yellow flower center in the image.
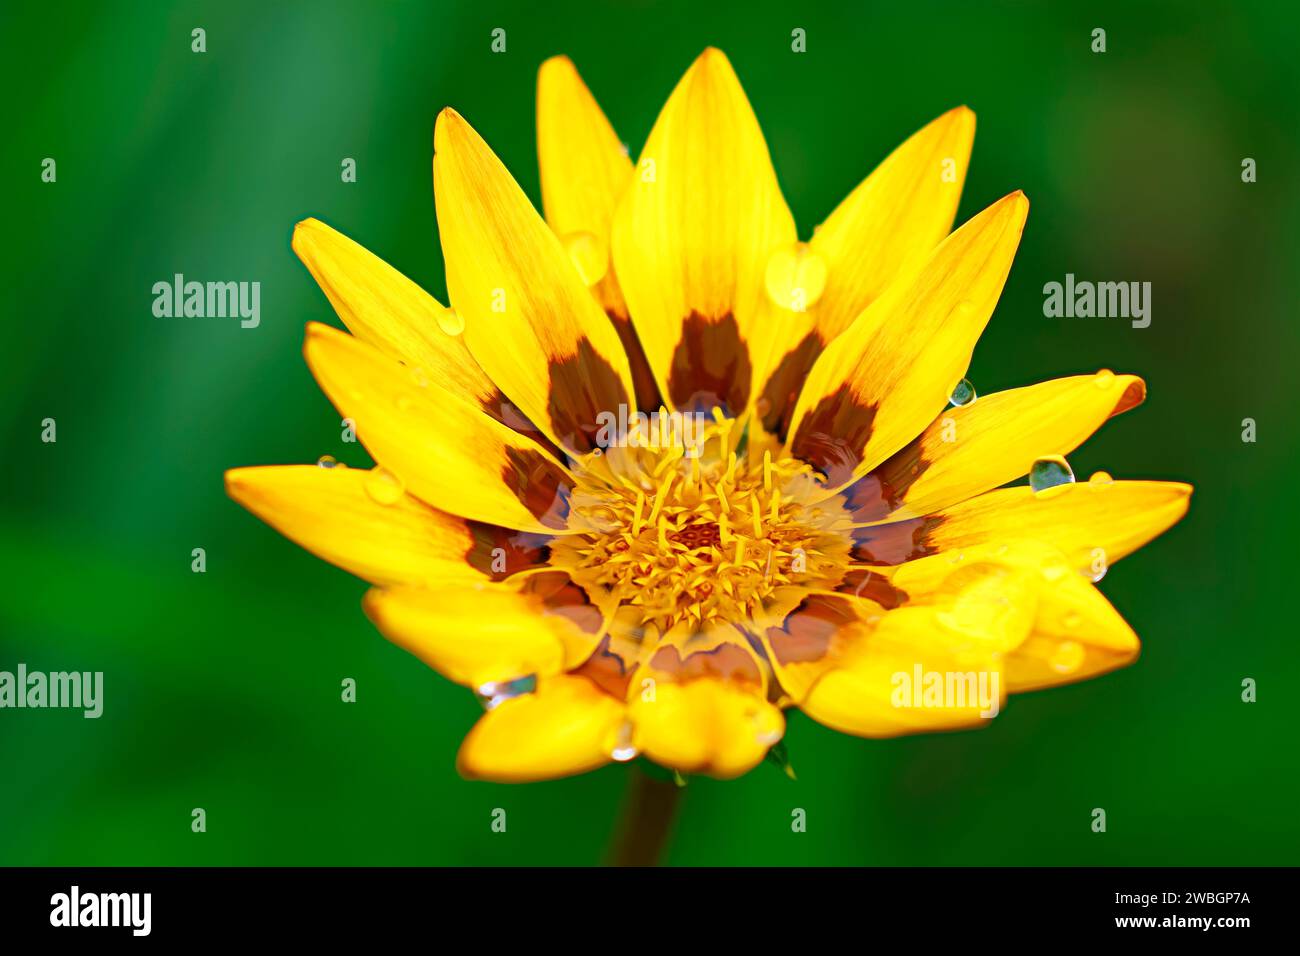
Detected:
[548,412,855,635]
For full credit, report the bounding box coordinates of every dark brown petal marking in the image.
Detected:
[765,594,860,666]
[666,312,751,416]
[757,330,825,441]
[608,309,663,412]
[517,570,604,634]
[478,388,567,461]
[572,634,634,698]
[842,436,931,523]
[788,384,878,486]
[850,515,942,565]
[546,338,630,454]
[501,446,571,530]
[648,643,764,685]
[835,569,907,607]
[464,521,552,580]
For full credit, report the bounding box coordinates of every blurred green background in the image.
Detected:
[3,0,1297,865]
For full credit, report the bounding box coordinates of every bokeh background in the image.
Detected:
[3,0,1297,865]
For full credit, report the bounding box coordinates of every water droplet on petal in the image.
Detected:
[437,307,465,336]
[1040,553,1071,582]
[1030,455,1075,495]
[1088,470,1114,489]
[475,674,537,710]
[409,365,429,388]
[949,377,977,407]
[1063,611,1082,630]
[562,231,609,287]
[317,455,343,469]
[1049,640,1086,674]
[364,466,405,505]
[608,721,638,762]
[1094,368,1115,389]
[764,242,827,312]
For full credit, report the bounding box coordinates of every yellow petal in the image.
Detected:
[434,108,634,454]
[758,592,884,703]
[536,57,629,310]
[457,674,627,782]
[848,373,1146,523]
[885,539,1139,693]
[225,464,486,587]
[1006,573,1139,692]
[291,218,497,409]
[612,47,796,416]
[756,108,976,439]
[906,480,1193,572]
[536,56,661,412]
[766,552,1035,703]
[799,644,1005,738]
[811,106,976,342]
[630,678,784,779]
[364,575,602,687]
[797,598,1014,738]
[304,321,574,533]
[787,191,1029,486]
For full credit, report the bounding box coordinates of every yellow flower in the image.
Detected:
[226,49,1191,783]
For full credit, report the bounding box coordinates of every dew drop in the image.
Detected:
[364,466,405,505]
[764,242,827,312]
[1063,611,1082,630]
[1088,470,1114,489]
[475,674,538,710]
[317,455,343,469]
[409,365,429,388]
[949,377,977,408]
[1030,455,1075,495]
[953,299,977,318]
[436,307,465,336]
[1093,368,1115,389]
[1049,640,1086,674]
[608,721,638,762]
[562,231,609,287]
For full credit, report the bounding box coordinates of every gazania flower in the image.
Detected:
[226,48,1190,783]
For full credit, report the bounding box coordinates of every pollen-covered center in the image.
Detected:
[548,410,855,634]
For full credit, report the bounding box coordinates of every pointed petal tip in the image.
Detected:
[434,107,469,151]
[223,467,249,500]
[290,217,326,254]
[301,319,338,362]
[1111,374,1147,416]
[689,45,735,78]
[538,54,577,80]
